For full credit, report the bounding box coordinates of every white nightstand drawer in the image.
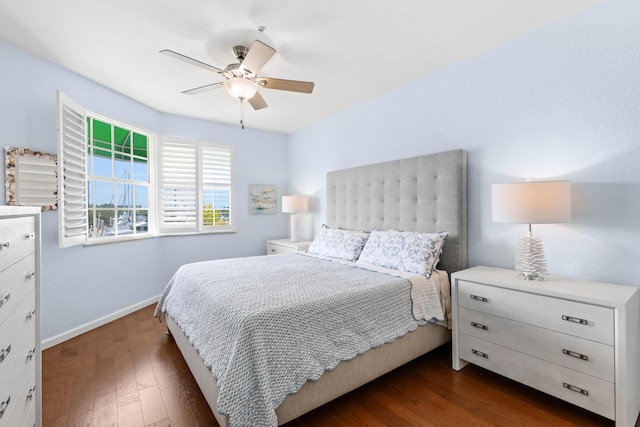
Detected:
[0,216,36,272]
[459,334,615,420]
[267,239,312,255]
[0,254,36,327]
[458,280,614,345]
[459,307,614,381]
[268,243,292,255]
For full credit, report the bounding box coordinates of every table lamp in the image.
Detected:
[282,195,308,242]
[491,180,571,280]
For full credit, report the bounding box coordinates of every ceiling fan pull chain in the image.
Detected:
[240,98,245,130]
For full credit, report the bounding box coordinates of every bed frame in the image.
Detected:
[167,149,468,426]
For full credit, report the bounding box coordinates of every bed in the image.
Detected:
[155,149,467,427]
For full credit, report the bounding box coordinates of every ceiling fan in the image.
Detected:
[160,40,314,127]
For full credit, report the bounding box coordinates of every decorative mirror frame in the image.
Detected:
[5,147,58,210]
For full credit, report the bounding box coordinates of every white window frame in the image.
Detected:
[57,91,236,248]
[85,112,156,243]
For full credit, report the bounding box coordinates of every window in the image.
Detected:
[57,91,235,248]
[157,137,235,234]
[87,115,151,240]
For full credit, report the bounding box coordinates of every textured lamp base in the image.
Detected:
[515,233,548,280]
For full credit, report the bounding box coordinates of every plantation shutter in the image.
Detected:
[158,137,198,233]
[57,91,88,248]
[158,137,235,234]
[202,144,234,230]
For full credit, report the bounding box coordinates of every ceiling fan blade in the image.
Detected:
[160,49,224,74]
[256,77,314,94]
[182,82,224,95]
[248,91,268,110]
[239,40,276,76]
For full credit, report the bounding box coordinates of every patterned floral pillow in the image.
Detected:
[307,226,370,261]
[357,230,449,276]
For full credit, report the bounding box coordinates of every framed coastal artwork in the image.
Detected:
[249,184,276,214]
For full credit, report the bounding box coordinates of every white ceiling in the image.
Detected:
[0,0,600,134]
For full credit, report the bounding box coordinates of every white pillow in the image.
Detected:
[307,226,370,261]
[357,230,448,275]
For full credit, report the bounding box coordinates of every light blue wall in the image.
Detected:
[0,41,290,341]
[289,0,640,287]
[2,0,639,343]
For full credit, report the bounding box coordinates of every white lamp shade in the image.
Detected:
[224,78,258,100]
[492,180,571,224]
[282,195,309,213]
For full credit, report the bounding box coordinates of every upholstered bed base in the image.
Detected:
[167,315,451,426]
[165,149,467,426]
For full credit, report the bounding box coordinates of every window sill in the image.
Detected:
[83,228,237,247]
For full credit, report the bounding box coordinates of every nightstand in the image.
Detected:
[267,239,312,255]
[451,266,640,426]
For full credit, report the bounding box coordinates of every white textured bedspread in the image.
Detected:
[154,253,447,427]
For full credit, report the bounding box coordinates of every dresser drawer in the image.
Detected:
[0,254,36,327]
[458,280,614,345]
[0,340,37,427]
[20,407,36,427]
[0,216,36,272]
[459,334,615,419]
[0,290,36,382]
[0,364,36,427]
[458,307,614,381]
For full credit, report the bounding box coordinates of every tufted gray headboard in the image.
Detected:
[326,149,467,274]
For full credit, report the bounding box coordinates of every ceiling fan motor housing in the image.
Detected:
[232,46,249,62]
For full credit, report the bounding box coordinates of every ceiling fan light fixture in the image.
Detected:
[224,77,258,100]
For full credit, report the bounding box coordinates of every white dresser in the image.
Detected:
[0,206,41,427]
[266,239,312,255]
[451,266,640,426]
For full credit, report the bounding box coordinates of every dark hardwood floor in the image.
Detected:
[43,304,618,427]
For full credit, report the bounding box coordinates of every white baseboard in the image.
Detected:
[41,295,161,350]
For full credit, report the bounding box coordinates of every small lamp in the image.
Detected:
[282,195,309,242]
[492,180,571,280]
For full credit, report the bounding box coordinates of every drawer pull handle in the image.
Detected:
[471,322,488,331]
[0,241,9,251]
[26,386,35,401]
[471,349,488,359]
[27,347,35,361]
[0,344,10,363]
[26,309,36,321]
[25,271,36,280]
[470,295,488,303]
[562,315,588,325]
[0,395,10,418]
[563,382,589,396]
[562,349,588,361]
[25,232,35,240]
[0,293,9,309]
